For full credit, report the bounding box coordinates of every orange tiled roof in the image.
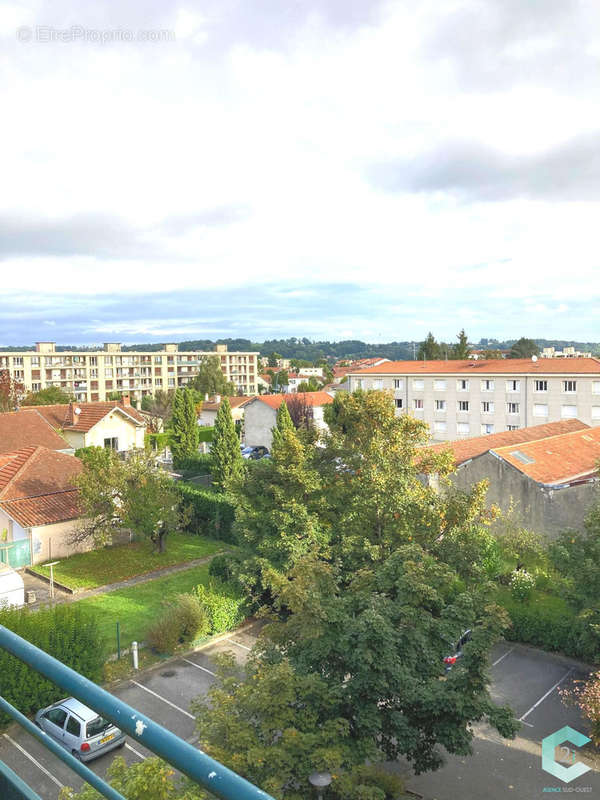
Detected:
[0,409,70,454]
[1,490,80,528]
[428,419,589,466]
[351,357,600,375]
[492,426,600,485]
[256,391,334,409]
[31,400,145,433]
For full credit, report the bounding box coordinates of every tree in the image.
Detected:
[272,370,289,392]
[418,332,442,360]
[482,349,505,359]
[141,389,175,429]
[271,398,294,449]
[286,393,314,431]
[296,376,320,393]
[74,449,184,552]
[452,329,471,359]
[509,337,539,359]
[0,370,24,411]
[192,355,234,397]
[268,352,282,367]
[170,389,200,468]
[21,386,73,406]
[211,397,244,490]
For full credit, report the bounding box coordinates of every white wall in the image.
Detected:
[243,401,277,448]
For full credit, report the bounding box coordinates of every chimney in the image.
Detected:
[120,394,131,407]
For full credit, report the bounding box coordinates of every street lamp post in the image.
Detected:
[308,771,332,800]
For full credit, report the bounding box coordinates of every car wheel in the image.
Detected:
[117,740,126,748]
[72,750,81,761]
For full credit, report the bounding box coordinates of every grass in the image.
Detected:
[494,584,572,616]
[76,563,213,655]
[29,532,224,591]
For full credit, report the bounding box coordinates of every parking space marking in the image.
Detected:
[182,657,216,677]
[492,647,514,667]
[125,742,147,760]
[130,680,195,720]
[2,733,64,789]
[518,668,572,723]
[228,639,251,651]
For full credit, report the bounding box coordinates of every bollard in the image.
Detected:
[132,640,139,670]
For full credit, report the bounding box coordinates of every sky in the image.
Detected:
[1,0,600,346]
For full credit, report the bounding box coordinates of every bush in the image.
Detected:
[208,553,242,583]
[198,427,214,443]
[145,432,170,451]
[146,594,210,654]
[177,482,236,542]
[175,453,213,477]
[331,765,405,800]
[193,579,248,635]
[0,604,102,724]
[509,569,535,602]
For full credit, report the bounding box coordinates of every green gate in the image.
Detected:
[0,540,31,569]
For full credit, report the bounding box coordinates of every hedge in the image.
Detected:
[145,432,171,451]
[175,453,213,477]
[0,604,103,724]
[198,427,214,443]
[193,579,248,634]
[177,482,236,543]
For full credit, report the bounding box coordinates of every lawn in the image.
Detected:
[75,563,214,655]
[30,533,224,591]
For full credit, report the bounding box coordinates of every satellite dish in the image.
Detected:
[531,355,538,362]
[74,407,81,415]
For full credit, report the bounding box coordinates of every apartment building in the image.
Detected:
[347,357,600,441]
[0,342,258,403]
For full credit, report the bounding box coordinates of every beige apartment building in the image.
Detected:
[347,357,600,441]
[0,342,258,403]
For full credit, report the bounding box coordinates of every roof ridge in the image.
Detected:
[1,487,78,504]
[492,425,600,453]
[0,446,39,499]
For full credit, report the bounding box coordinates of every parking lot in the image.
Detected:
[0,630,598,800]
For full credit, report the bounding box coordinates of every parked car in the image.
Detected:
[241,446,270,460]
[443,629,472,672]
[35,697,126,761]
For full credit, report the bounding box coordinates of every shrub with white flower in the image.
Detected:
[509,568,535,602]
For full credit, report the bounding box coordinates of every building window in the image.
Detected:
[32,382,41,392]
[435,400,446,411]
[395,398,403,409]
[593,381,600,395]
[89,357,97,366]
[357,379,365,390]
[413,398,424,409]
[104,437,118,450]
[457,400,469,412]
[506,380,520,392]
[434,421,446,433]
[481,401,494,414]
[31,356,40,366]
[533,403,549,417]
[372,379,383,390]
[456,422,470,434]
[105,368,113,377]
[457,379,469,391]
[393,379,403,389]
[563,380,577,393]
[434,379,446,391]
[155,378,162,387]
[561,404,577,418]
[481,423,494,435]
[507,402,520,414]
[12,357,23,366]
[592,407,600,420]
[481,379,494,392]
[413,379,424,391]
[534,380,548,392]
[507,425,520,431]
[168,378,175,387]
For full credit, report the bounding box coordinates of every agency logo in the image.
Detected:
[541,725,591,783]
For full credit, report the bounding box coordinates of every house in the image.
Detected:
[28,396,146,452]
[243,391,335,449]
[0,446,85,567]
[198,395,255,427]
[0,408,71,454]
[425,420,598,538]
[347,357,600,441]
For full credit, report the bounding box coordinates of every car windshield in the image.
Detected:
[86,716,112,738]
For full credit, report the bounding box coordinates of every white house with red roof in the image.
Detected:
[243,392,334,449]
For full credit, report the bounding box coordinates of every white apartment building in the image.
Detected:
[0,342,258,403]
[347,358,600,441]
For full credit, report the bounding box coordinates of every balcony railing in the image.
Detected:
[0,624,274,800]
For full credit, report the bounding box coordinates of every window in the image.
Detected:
[593,382,600,395]
[457,422,470,434]
[89,357,97,366]
[506,380,520,392]
[507,402,520,414]
[434,379,446,391]
[563,380,577,393]
[357,379,365,390]
[155,378,162,387]
[561,405,577,418]
[66,716,81,737]
[435,400,446,411]
[32,382,41,392]
[412,379,424,390]
[481,423,494,435]
[45,708,68,728]
[12,357,23,366]
[507,425,520,431]
[31,356,39,366]
[533,403,548,417]
[534,380,548,392]
[592,407,600,420]
[434,421,446,433]
[481,401,494,414]
[105,368,113,377]
[393,379,403,389]
[104,437,118,450]
[481,379,494,392]
[457,379,469,391]
[395,398,403,409]
[413,398,424,409]
[168,377,175,387]
[457,400,469,412]
[372,379,383,390]
[154,355,163,364]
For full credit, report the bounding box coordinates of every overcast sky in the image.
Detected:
[2,0,600,345]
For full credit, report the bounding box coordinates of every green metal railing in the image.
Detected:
[0,624,274,800]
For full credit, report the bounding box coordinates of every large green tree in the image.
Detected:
[509,337,540,359]
[192,355,234,396]
[418,332,442,360]
[211,396,244,490]
[170,389,200,467]
[21,385,73,406]
[452,329,471,359]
